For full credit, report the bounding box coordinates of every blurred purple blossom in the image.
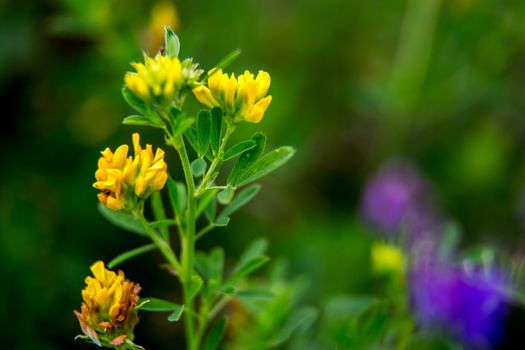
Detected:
[410,260,508,348]
[360,160,440,239]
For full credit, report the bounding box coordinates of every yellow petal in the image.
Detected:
[255,71,271,100]
[112,145,129,169]
[208,68,223,95]
[193,86,219,108]
[132,133,142,155]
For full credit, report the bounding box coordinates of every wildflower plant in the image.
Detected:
[75,26,295,349]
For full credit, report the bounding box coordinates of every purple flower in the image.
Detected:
[360,160,440,239]
[410,260,508,348]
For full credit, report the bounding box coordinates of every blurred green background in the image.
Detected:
[3,0,525,348]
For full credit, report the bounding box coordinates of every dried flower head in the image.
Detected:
[74,261,142,347]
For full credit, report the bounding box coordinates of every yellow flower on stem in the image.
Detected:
[124,53,183,104]
[74,261,142,347]
[93,133,168,212]
[371,241,406,276]
[192,69,272,123]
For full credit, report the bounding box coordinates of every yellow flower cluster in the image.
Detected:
[371,241,406,276]
[193,69,272,123]
[93,133,168,211]
[74,261,141,347]
[124,53,183,104]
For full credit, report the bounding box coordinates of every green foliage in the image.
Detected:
[210,107,223,156]
[203,318,227,350]
[223,140,257,160]
[108,243,156,268]
[97,203,146,236]
[122,115,165,128]
[197,110,212,157]
[164,25,180,58]
[235,146,295,186]
[228,132,266,185]
[167,178,187,220]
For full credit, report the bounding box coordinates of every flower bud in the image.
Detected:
[124,53,183,105]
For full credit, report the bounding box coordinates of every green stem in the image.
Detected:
[173,135,198,350]
[195,224,215,241]
[195,123,236,198]
[134,212,182,276]
[208,295,230,320]
[194,299,210,349]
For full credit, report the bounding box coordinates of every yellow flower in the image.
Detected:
[371,241,406,276]
[74,261,141,347]
[124,53,183,104]
[192,69,272,123]
[93,133,168,211]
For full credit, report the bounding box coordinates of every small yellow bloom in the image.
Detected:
[193,69,272,123]
[93,133,168,211]
[74,261,141,347]
[371,241,406,276]
[124,53,183,104]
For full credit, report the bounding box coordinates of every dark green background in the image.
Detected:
[3,0,525,348]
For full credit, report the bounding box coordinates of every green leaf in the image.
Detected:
[215,216,230,226]
[228,132,266,185]
[184,127,199,154]
[122,115,165,128]
[228,255,269,285]
[149,219,178,229]
[167,178,187,220]
[221,284,236,295]
[235,146,295,186]
[108,243,156,268]
[97,203,146,236]
[226,238,270,283]
[210,48,242,76]
[196,188,219,219]
[122,86,147,114]
[210,107,223,156]
[203,318,227,350]
[236,288,275,301]
[270,307,318,346]
[238,237,269,267]
[204,196,217,223]
[189,275,203,299]
[197,110,212,157]
[168,107,195,139]
[151,191,168,239]
[167,305,185,322]
[191,158,207,177]
[218,184,260,221]
[223,140,256,160]
[195,252,212,280]
[209,247,224,283]
[164,26,180,58]
[140,297,183,312]
[217,187,235,205]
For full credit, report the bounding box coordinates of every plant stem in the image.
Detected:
[195,224,215,241]
[134,212,181,275]
[173,135,198,350]
[195,123,235,197]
